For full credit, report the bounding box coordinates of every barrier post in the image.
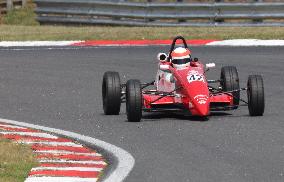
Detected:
[177,0,186,23]
[147,0,154,22]
[253,0,263,23]
[215,0,224,24]
[6,0,13,11]
[22,0,27,7]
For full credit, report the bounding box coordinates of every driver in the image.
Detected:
[170,47,192,69]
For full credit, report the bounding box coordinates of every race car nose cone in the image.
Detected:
[199,108,209,116]
[196,102,209,116]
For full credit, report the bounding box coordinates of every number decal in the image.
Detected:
[187,71,205,83]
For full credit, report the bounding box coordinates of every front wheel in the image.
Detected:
[247,75,265,116]
[126,79,142,122]
[220,66,240,108]
[102,71,121,115]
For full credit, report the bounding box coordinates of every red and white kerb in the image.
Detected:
[0,122,107,182]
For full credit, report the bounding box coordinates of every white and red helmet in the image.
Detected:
[170,47,192,69]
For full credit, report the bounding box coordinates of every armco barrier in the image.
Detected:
[34,0,284,26]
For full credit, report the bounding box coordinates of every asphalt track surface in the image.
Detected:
[0,46,283,182]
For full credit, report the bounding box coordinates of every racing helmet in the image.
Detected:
[170,47,192,69]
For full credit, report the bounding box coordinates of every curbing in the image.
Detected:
[0,118,135,182]
[0,39,284,47]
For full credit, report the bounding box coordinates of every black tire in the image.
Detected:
[247,75,265,116]
[126,79,142,122]
[220,66,240,107]
[102,71,121,115]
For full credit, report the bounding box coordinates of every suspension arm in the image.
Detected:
[150,86,182,104]
[208,86,248,104]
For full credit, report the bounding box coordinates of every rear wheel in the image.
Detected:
[102,71,121,115]
[220,66,240,108]
[247,75,265,116]
[126,79,142,122]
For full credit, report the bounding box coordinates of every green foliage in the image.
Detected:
[2,2,39,26]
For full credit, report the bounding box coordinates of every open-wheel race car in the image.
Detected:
[102,36,265,122]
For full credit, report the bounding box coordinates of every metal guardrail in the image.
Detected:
[34,0,284,26]
[0,0,26,14]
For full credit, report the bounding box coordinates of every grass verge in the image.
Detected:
[0,138,38,182]
[0,25,284,41]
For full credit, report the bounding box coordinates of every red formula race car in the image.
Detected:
[102,36,265,122]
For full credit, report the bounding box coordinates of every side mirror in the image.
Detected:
[159,64,170,71]
[157,53,168,62]
[205,63,216,69]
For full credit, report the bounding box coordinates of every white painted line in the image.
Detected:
[0,41,81,47]
[0,124,27,129]
[0,46,161,52]
[0,132,57,138]
[0,47,100,51]
[39,160,107,165]
[0,118,135,182]
[34,150,102,156]
[0,40,284,48]
[25,177,98,182]
[20,141,83,147]
[31,167,103,172]
[207,39,284,46]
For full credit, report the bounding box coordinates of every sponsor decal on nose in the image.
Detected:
[194,95,208,105]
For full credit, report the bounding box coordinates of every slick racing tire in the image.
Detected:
[247,75,265,116]
[102,71,121,115]
[220,66,240,108]
[126,79,142,122]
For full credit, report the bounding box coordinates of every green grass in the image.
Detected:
[1,0,38,26]
[0,138,38,182]
[0,25,284,41]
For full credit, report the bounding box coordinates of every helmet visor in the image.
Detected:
[172,57,192,65]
